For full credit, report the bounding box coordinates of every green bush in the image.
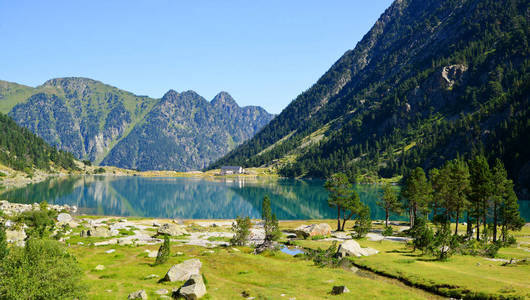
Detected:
[154,235,170,265]
[15,208,57,238]
[0,238,87,299]
[382,226,393,237]
[353,205,371,238]
[230,216,251,246]
[305,241,339,268]
[0,224,8,260]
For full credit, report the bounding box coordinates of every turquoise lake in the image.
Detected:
[1,176,529,221]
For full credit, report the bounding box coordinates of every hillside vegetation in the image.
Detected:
[209,0,530,196]
[0,113,77,172]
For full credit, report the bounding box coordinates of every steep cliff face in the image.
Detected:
[210,0,530,194]
[1,77,274,171]
[101,90,274,171]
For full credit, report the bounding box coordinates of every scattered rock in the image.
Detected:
[144,274,159,279]
[94,265,105,271]
[294,223,332,239]
[155,289,169,295]
[157,223,189,236]
[331,285,350,295]
[145,249,158,258]
[336,240,379,257]
[105,249,116,254]
[162,259,202,282]
[174,274,207,299]
[57,213,72,223]
[128,289,148,299]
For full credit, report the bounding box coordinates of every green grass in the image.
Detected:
[349,237,530,299]
[70,243,429,299]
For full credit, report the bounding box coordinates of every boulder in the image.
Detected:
[331,286,350,295]
[57,213,72,223]
[82,226,112,238]
[294,223,332,239]
[162,259,202,282]
[6,229,26,246]
[336,240,379,257]
[174,274,207,300]
[128,289,148,299]
[157,223,188,236]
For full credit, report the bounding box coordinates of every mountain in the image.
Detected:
[101,90,273,171]
[0,112,77,172]
[209,0,530,195]
[1,78,273,171]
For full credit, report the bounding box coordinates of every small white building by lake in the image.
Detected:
[220,166,244,175]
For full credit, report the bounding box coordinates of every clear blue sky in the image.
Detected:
[0,1,393,113]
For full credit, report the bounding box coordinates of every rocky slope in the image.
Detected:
[0,78,273,171]
[210,0,530,195]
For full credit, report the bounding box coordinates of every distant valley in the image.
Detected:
[0,78,273,171]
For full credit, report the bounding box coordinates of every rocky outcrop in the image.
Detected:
[162,259,202,282]
[156,223,188,236]
[174,274,207,299]
[336,240,379,257]
[101,90,273,171]
[294,223,332,239]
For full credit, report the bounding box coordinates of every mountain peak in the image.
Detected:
[211,91,239,110]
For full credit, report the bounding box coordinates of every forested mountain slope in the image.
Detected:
[0,113,77,172]
[210,0,530,195]
[0,78,273,171]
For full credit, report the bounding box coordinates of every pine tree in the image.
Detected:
[353,204,371,238]
[324,173,352,231]
[378,184,402,227]
[401,167,432,228]
[340,189,361,231]
[262,196,280,242]
[155,235,170,265]
[230,216,251,246]
[469,155,493,240]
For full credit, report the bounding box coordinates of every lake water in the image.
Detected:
[1,176,529,221]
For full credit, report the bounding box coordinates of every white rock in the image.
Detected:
[163,259,202,282]
[337,240,379,257]
[176,274,207,299]
[57,213,72,223]
[105,249,116,254]
[94,265,105,271]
